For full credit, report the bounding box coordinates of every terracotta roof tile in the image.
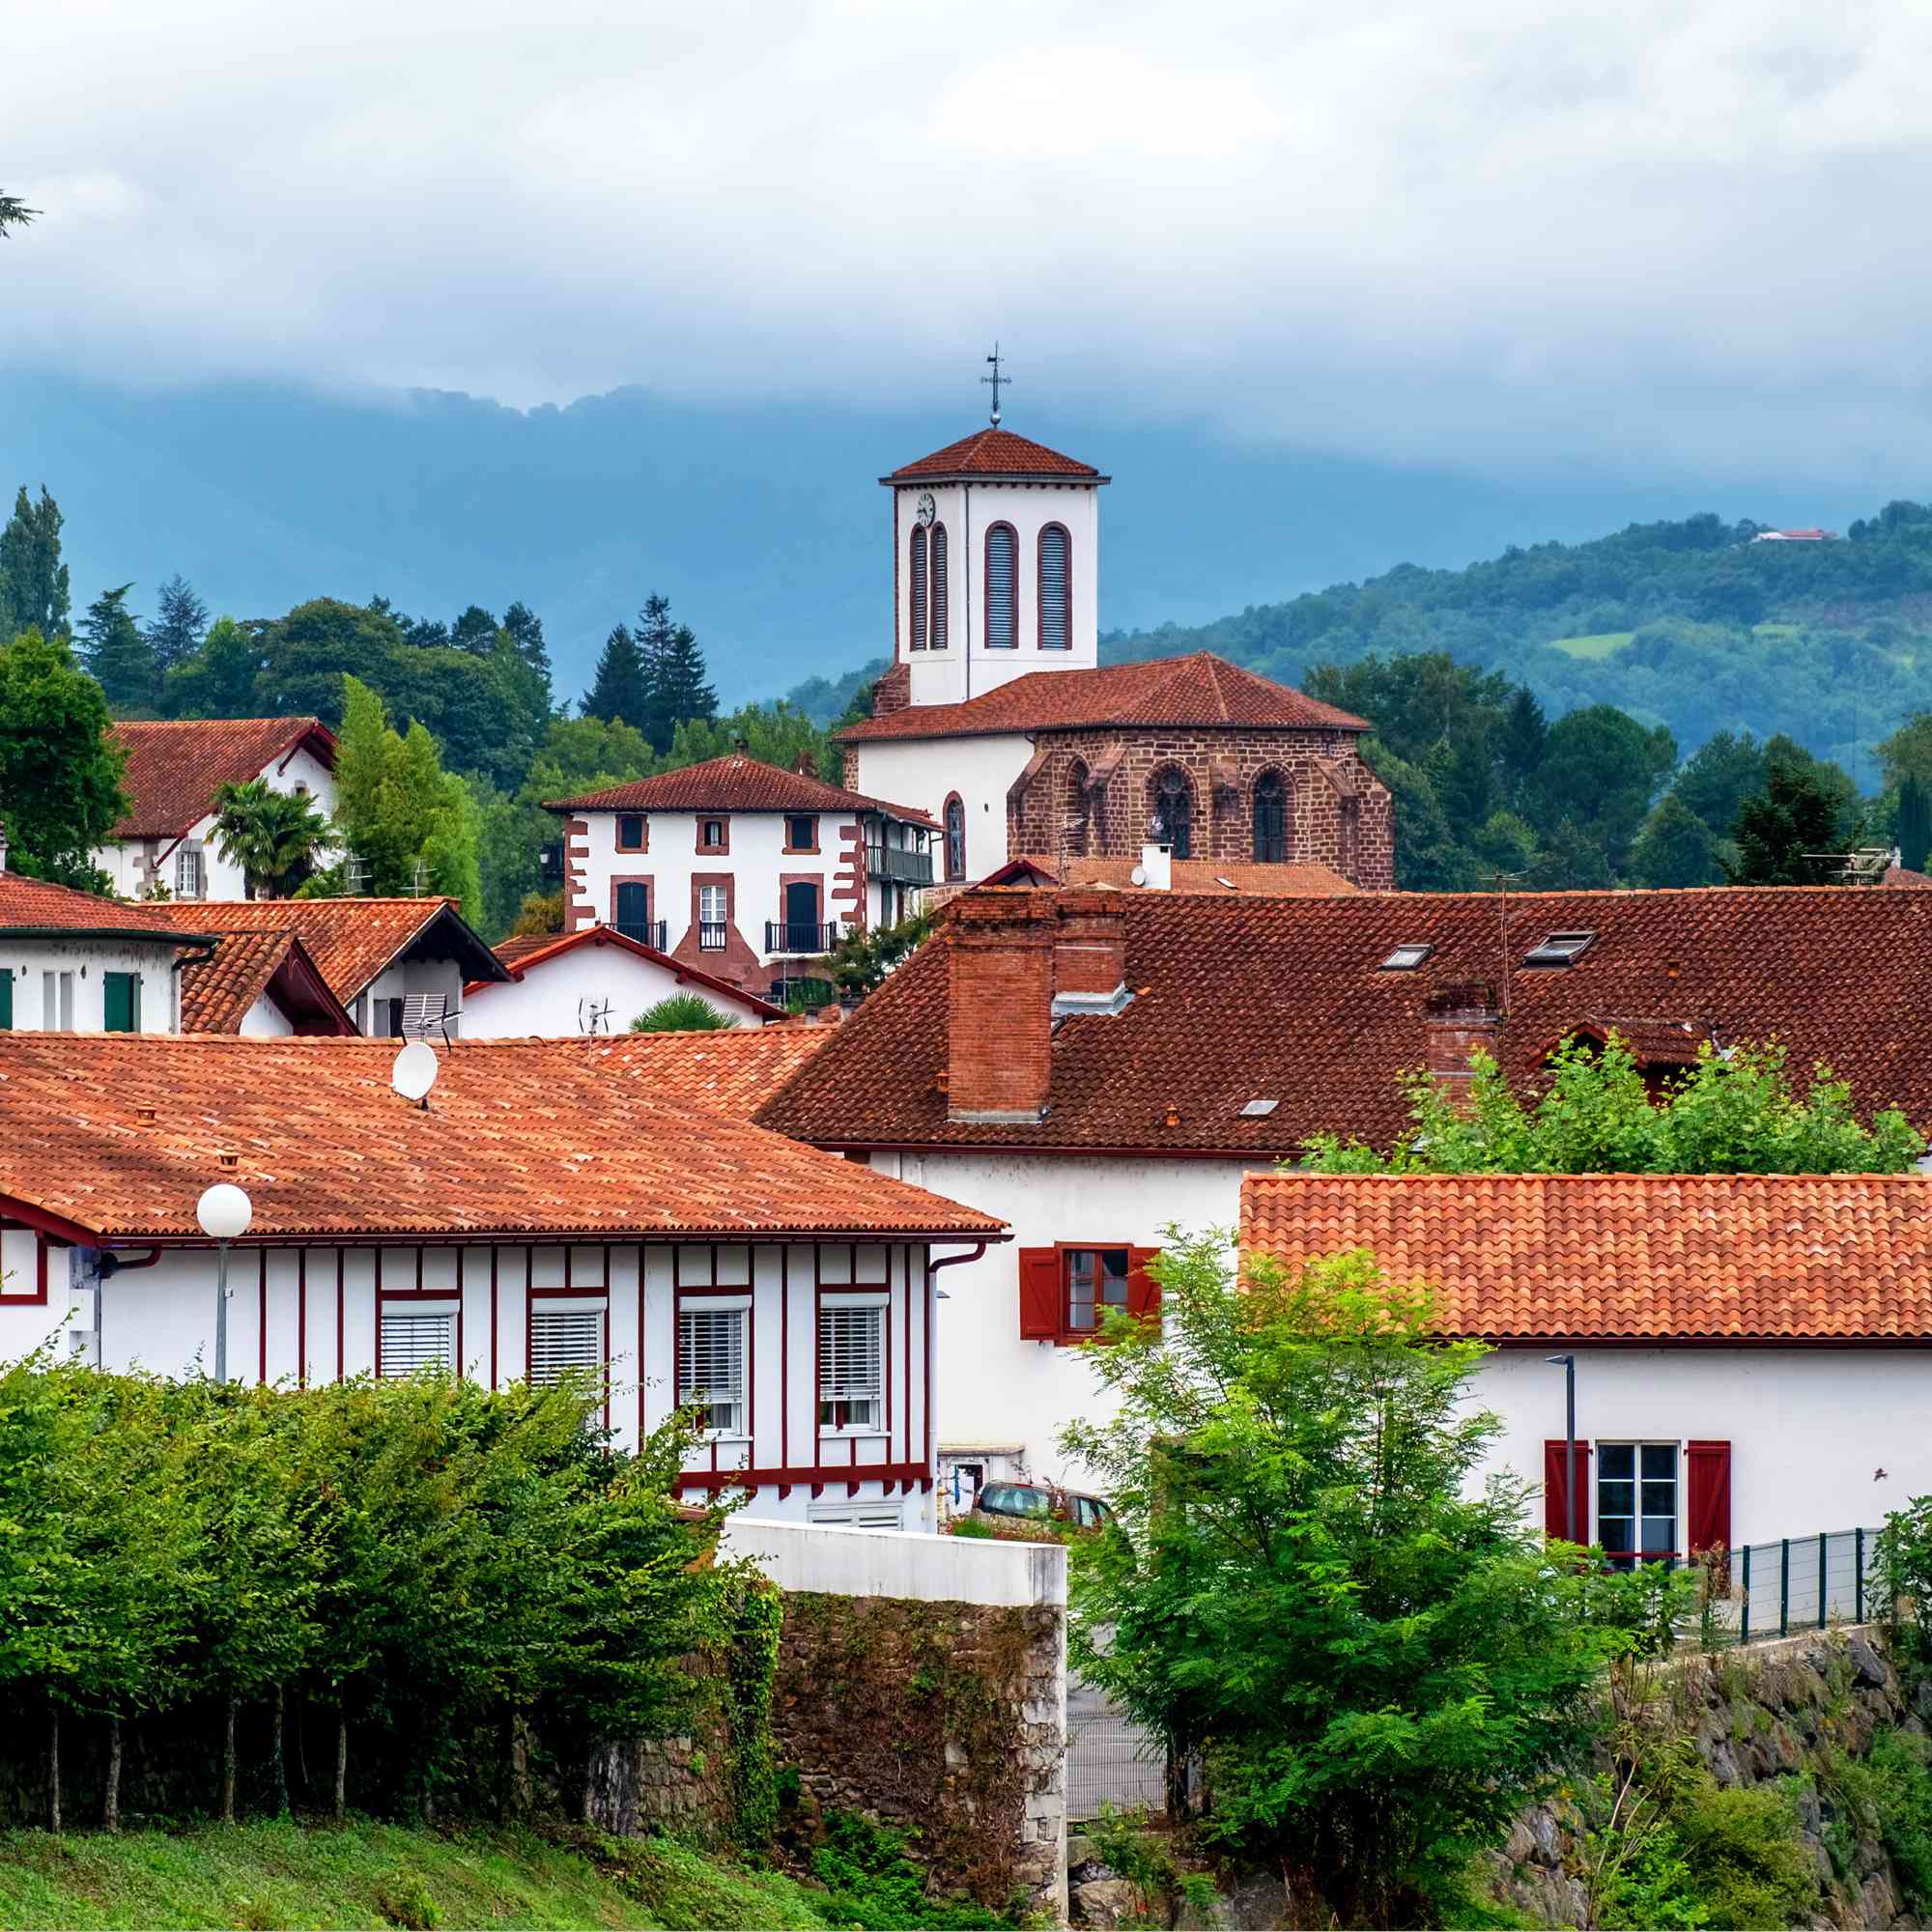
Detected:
[471,923,785,1017]
[1002,855,1359,896]
[0,1034,997,1243]
[545,753,937,826]
[837,653,1369,743]
[108,718,336,839]
[177,929,356,1035]
[756,884,1932,1154]
[883,428,1101,482]
[0,871,211,942]
[1241,1172,1932,1342]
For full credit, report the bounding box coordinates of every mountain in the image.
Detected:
[0,369,1885,712]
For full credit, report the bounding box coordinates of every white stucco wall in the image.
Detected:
[0,935,182,1033]
[844,734,1034,885]
[240,993,296,1037]
[464,940,766,1037]
[354,956,466,1033]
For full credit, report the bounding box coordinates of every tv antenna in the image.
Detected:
[578,997,613,1034]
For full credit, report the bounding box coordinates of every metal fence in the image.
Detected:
[1065,1670,1166,1822]
[1698,1525,1887,1647]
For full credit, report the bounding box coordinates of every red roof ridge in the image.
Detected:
[544,750,937,825]
[470,923,785,1017]
[883,427,1104,483]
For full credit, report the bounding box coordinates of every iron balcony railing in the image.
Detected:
[697,921,729,952]
[614,918,668,951]
[867,843,935,886]
[765,920,838,956]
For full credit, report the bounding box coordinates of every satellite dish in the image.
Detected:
[1129,865,1147,887]
[392,1038,440,1104]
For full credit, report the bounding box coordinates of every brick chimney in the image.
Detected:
[1051,889,1127,1009]
[945,895,1057,1123]
[1424,983,1500,1109]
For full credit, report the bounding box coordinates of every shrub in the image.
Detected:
[375,1866,440,1929]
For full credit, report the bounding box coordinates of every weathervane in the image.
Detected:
[981,343,1010,425]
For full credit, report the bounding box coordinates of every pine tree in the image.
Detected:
[450,605,498,654]
[582,623,648,729]
[636,593,716,752]
[501,601,551,678]
[161,616,264,719]
[0,486,71,639]
[1727,750,1847,885]
[78,584,161,713]
[1899,777,1932,873]
[147,574,209,672]
[1630,792,1722,887]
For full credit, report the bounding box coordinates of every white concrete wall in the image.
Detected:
[844,735,1034,884]
[0,935,182,1033]
[464,942,765,1037]
[240,992,296,1037]
[355,956,466,1033]
[722,1516,1065,1606]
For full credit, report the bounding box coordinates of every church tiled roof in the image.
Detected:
[837,653,1370,743]
[883,428,1101,482]
[108,718,336,838]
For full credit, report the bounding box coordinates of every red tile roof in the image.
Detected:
[998,855,1359,896]
[108,718,336,839]
[755,884,1932,1156]
[1240,1172,1932,1342]
[0,870,211,943]
[545,753,938,826]
[0,1035,1000,1243]
[837,654,1370,743]
[148,898,505,1003]
[1883,865,1932,888]
[883,428,1101,482]
[177,929,357,1035]
[470,923,785,1018]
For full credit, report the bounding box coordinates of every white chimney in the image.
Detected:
[1138,841,1172,892]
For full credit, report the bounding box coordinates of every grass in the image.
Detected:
[0,1818,837,1931]
[1547,630,1635,660]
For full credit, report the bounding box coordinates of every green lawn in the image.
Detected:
[1546,630,1634,660]
[0,1819,835,1931]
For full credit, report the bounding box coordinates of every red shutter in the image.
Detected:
[1543,1438,1591,1544]
[1126,1247,1162,1332]
[1687,1440,1732,1556]
[1018,1248,1062,1340]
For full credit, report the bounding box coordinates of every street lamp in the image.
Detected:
[196,1182,253,1383]
[1546,1353,1577,1545]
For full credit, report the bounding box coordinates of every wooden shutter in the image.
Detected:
[1018,1247,1061,1340]
[529,1307,604,1386]
[0,970,12,1031]
[1037,526,1070,649]
[1687,1440,1732,1556]
[1543,1438,1591,1543]
[103,973,135,1034]
[909,526,928,652]
[985,525,1017,649]
[1126,1247,1162,1331]
[929,526,948,649]
[381,1309,454,1378]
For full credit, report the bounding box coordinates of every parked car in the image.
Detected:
[973,1480,1113,1533]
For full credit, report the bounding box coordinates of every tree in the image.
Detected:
[1304,1035,1923,1176]
[1062,1235,1634,1924]
[1900,777,1932,873]
[147,574,210,673]
[1878,712,1932,791]
[1535,705,1678,877]
[823,908,933,997]
[450,604,499,654]
[631,992,736,1032]
[637,594,716,750]
[501,600,551,679]
[1670,728,1767,840]
[0,485,71,639]
[0,628,128,891]
[658,701,840,786]
[0,193,37,236]
[583,622,648,730]
[1728,745,1851,885]
[162,615,264,718]
[78,582,160,713]
[1629,792,1722,888]
[211,779,332,898]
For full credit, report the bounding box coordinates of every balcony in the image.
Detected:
[697,921,729,952]
[614,918,668,951]
[867,843,935,886]
[765,920,838,956]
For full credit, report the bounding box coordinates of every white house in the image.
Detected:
[0,1032,1003,1530]
[546,752,937,1003]
[93,717,339,901]
[755,880,1932,1522]
[464,924,782,1036]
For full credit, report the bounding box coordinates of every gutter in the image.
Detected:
[0,924,220,948]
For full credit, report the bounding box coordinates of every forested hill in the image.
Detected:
[1103,502,1932,778]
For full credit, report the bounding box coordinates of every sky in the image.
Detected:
[10,0,1932,489]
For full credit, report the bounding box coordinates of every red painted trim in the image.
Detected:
[922,1245,932,1480]
[780,1245,790,1472]
[902,1243,912,1466]
[675,1459,935,1492]
[490,1247,499,1390]
[0,1192,109,1247]
[336,1249,345,1382]
[637,1244,647,1446]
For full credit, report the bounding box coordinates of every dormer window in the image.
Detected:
[1379,942,1433,971]
[1523,930,1597,968]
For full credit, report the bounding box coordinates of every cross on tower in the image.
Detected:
[980,343,1010,426]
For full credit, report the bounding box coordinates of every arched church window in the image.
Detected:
[1253,771,1288,862]
[944,794,967,881]
[985,524,1018,649]
[929,525,949,650]
[1065,757,1091,857]
[909,526,928,652]
[1151,766,1194,861]
[1037,525,1071,649]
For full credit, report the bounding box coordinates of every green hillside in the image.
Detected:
[1103,501,1932,778]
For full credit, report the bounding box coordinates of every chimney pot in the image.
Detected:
[795,750,818,779]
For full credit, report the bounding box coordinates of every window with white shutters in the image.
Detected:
[380,1309,454,1378]
[529,1306,604,1387]
[908,526,928,651]
[929,526,949,649]
[678,1306,748,1435]
[984,524,1017,649]
[818,1304,883,1432]
[1037,525,1070,649]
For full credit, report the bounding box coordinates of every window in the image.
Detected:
[380,1308,454,1377]
[785,814,818,853]
[1017,1245,1158,1344]
[1065,1248,1130,1334]
[909,525,928,651]
[678,1305,748,1435]
[103,972,140,1034]
[984,523,1018,649]
[1065,760,1091,856]
[1037,524,1071,649]
[819,1303,883,1432]
[1379,942,1434,971]
[1252,772,1287,862]
[174,842,205,899]
[1598,1443,1678,1569]
[1523,930,1597,968]
[614,881,651,940]
[700,817,725,850]
[1151,767,1193,860]
[698,883,728,950]
[944,796,966,881]
[43,971,73,1032]
[928,525,948,649]
[529,1306,604,1387]
[616,813,646,852]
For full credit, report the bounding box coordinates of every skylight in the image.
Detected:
[1240,1098,1279,1118]
[1522,930,1598,968]
[1379,943,1433,971]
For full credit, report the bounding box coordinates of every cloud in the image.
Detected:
[8,0,1932,479]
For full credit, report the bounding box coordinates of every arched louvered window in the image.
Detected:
[908,526,928,652]
[944,794,966,881]
[1037,524,1071,649]
[984,523,1017,649]
[1065,757,1091,856]
[928,525,948,650]
[1253,771,1288,862]
[1151,766,1194,861]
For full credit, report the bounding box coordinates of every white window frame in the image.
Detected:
[380,1301,458,1378]
[818,1292,886,1436]
[1596,1439,1681,1570]
[528,1295,607,1388]
[174,841,206,899]
[677,1296,751,1439]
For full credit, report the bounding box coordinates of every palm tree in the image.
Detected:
[210,780,330,899]
[630,993,735,1033]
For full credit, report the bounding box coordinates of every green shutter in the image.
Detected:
[103,972,137,1033]
[0,970,11,1031]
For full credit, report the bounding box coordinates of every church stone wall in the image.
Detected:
[1007,728,1394,889]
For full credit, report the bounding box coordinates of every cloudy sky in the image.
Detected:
[9,0,1932,483]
